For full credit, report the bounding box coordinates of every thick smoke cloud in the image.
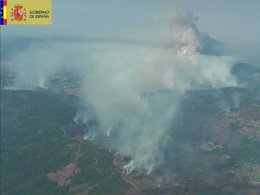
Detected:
[79,11,236,172]
[5,10,237,173]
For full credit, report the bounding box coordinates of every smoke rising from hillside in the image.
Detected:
[5,10,237,173]
[78,11,236,172]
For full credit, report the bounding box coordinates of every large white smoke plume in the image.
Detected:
[79,12,236,173]
[6,10,236,173]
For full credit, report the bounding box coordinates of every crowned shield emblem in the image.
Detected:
[10,4,27,21]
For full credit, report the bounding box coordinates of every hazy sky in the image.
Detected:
[2,0,260,64]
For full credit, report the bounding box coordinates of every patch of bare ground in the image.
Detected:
[47,163,80,186]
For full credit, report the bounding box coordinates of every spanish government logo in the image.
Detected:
[10,4,26,21]
[1,0,52,25]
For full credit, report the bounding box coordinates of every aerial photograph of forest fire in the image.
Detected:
[1,0,260,194]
